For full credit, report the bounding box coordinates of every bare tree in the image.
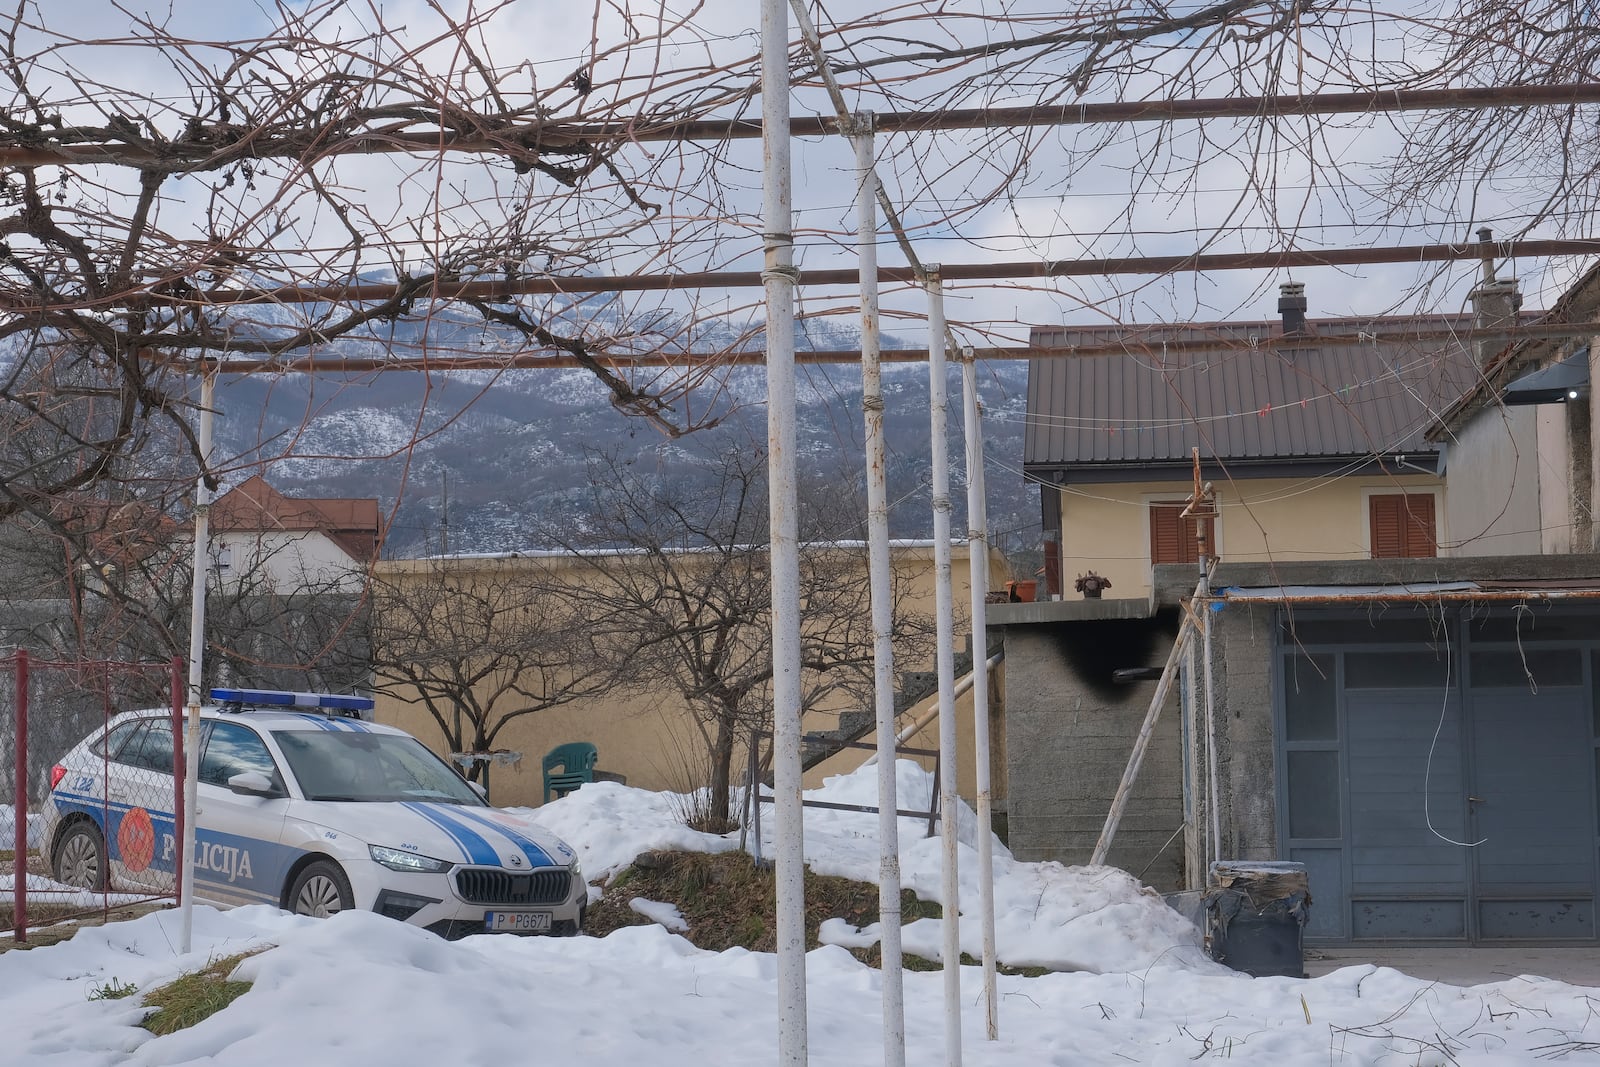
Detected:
[542,446,933,829]
[366,557,609,789]
[0,0,1591,681]
[0,503,371,705]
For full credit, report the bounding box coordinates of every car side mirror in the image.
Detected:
[227,771,283,798]
[469,781,488,800]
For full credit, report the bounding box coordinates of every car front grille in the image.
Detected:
[454,867,572,905]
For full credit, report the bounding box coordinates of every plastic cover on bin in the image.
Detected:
[1204,860,1311,978]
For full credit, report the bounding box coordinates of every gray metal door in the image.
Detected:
[1468,687,1596,939]
[1333,677,1597,941]
[1344,690,1470,939]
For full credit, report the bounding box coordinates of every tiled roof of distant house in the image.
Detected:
[210,475,381,562]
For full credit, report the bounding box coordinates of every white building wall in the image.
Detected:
[1442,404,1543,556]
[1537,406,1574,554]
[209,531,364,591]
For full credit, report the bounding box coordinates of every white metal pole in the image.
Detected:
[1182,625,1204,888]
[760,3,807,1062]
[926,273,962,1067]
[862,653,1002,767]
[1203,604,1221,866]
[179,368,215,955]
[854,112,908,1066]
[960,348,998,1040]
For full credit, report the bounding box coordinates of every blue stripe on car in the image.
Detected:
[402,802,499,865]
[51,794,180,874]
[51,792,299,896]
[448,806,556,869]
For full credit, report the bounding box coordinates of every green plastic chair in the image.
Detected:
[542,742,599,803]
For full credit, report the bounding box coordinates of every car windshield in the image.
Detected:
[272,729,485,805]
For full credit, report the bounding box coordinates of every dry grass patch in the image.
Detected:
[139,948,270,1036]
[586,850,1056,975]
[585,850,945,966]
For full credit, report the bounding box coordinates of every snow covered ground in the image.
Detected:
[4,762,1598,1065]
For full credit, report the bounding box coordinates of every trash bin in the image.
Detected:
[1204,860,1310,978]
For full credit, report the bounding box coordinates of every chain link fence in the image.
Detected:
[3,650,184,942]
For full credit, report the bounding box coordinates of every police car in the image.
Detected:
[41,689,586,938]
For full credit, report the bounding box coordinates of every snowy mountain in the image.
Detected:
[206,306,1037,559]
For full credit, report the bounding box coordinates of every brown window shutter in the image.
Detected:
[1370,494,1436,558]
[1404,494,1436,557]
[1150,505,1179,564]
[1150,502,1210,565]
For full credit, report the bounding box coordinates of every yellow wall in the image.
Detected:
[372,544,1010,808]
[1057,474,1446,600]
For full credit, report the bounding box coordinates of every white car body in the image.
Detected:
[40,703,586,937]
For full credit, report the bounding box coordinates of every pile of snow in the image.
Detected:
[7,901,1600,1065]
[0,809,44,849]
[526,759,1209,973]
[3,760,1597,1064]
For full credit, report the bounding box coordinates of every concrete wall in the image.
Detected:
[998,614,1188,891]
[1443,404,1543,556]
[1055,472,1445,602]
[1208,600,1279,861]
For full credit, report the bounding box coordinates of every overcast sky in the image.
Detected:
[8,0,1588,345]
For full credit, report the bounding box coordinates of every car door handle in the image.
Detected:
[1468,796,1485,804]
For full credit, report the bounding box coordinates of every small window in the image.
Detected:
[1471,649,1583,689]
[121,720,176,774]
[1284,654,1337,741]
[92,720,146,762]
[1345,651,1450,689]
[1149,502,1214,566]
[200,721,279,786]
[1287,750,1341,839]
[1370,493,1436,558]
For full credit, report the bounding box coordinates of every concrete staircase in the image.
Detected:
[800,634,997,771]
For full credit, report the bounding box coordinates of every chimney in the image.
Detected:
[1469,227,1522,365]
[1278,281,1307,336]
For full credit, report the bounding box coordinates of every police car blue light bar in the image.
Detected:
[209,688,376,714]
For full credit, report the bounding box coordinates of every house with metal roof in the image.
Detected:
[1024,286,1493,603]
[992,261,1600,948]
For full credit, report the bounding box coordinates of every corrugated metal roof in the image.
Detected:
[1024,315,1482,473]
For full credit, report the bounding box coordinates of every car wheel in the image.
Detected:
[54,821,107,891]
[288,860,353,918]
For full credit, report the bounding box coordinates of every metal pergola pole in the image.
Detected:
[761,2,807,1062]
[13,649,28,943]
[926,273,962,1067]
[852,109,908,1067]
[961,348,998,1039]
[178,367,215,955]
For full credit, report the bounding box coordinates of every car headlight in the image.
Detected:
[570,858,583,882]
[369,845,453,873]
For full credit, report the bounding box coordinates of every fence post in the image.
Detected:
[170,657,185,905]
[13,648,28,943]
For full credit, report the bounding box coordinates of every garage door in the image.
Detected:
[1280,636,1599,943]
